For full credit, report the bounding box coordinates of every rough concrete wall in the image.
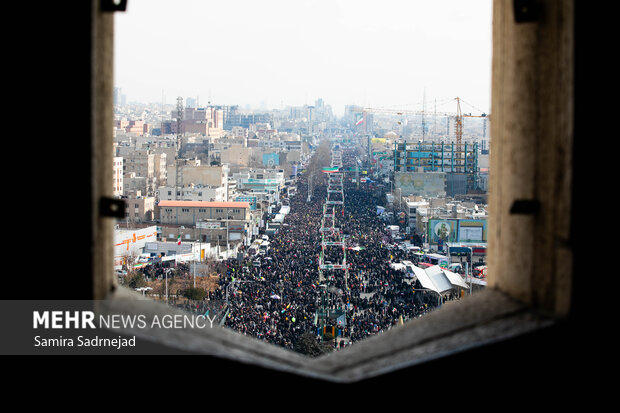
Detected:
[93,1,116,300]
[488,0,573,316]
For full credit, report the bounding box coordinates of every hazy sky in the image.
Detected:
[115,0,492,117]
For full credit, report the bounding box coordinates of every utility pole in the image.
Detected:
[176,96,184,199]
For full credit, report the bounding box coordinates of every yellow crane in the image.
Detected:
[454,97,489,151]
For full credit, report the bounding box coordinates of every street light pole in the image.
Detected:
[200,217,236,260]
[467,247,473,295]
[165,268,169,304]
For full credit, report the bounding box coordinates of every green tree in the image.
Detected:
[294,332,333,357]
[183,287,208,301]
[126,272,146,289]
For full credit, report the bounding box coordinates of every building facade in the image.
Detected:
[157,200,250,225]
[158,184,227,203]
[123,196,156,223]
[232,168,284,195]
[113,156,123,197]
[157,200,254,248]
[115,148,163,196]
[168,106,225,138]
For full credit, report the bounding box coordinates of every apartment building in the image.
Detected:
[115,119,148,135]
[158,184,227,203]
[115,148,165,196]
[113,156,123,197]
[157,200,250,225]
[405,200,429,235]
[167,162,227,186]
[123,196,156,223]
[157,200,254,247]
[231,169,284,206]
[166,106,225,138]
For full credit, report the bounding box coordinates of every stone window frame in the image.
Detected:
[89,0,580,383]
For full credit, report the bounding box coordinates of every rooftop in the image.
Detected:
[158,200,250,208]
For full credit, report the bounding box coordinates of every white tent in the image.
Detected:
[425,265,453,293]
[441,268,469,289]
[410,266,441,293]
[409,265,468,294]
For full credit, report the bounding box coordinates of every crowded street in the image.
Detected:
[206,142,445,352]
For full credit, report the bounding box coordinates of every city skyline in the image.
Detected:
[115,0,492,117]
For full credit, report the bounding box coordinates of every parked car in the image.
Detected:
[473,265,488,278]
[447,263,464,274]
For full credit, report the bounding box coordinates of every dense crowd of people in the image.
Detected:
[206,145,445,352]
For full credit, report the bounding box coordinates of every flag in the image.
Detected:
[322,166,339,173]
[177,234,181,245]
[355,116,364,126]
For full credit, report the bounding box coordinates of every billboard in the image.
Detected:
[427,218,488,246]
[458,219,487,242]
[262,153,280,167]
[428,219,458,245]
[395,172,446,197]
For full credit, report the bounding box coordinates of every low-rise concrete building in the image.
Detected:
[157,200,250,226]
[123,195,156,223]
[158,184,227,203]
[157,200,255,249]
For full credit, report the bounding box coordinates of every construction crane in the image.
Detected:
[353,97,489,146]
[453,97,489,151]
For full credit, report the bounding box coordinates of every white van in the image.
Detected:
[258,240,270,255]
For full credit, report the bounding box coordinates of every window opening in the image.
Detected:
[112,0,493,357]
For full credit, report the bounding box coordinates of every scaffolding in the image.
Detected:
[175,96,184,199]
[393,140,481,190]
[317,145,350,339]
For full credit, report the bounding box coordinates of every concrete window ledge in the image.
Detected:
[98,286,558,383]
